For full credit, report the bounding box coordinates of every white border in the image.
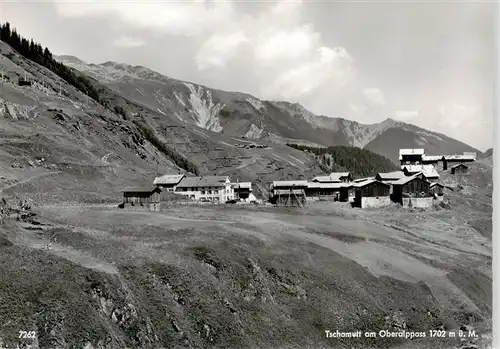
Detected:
[493,1,499,347]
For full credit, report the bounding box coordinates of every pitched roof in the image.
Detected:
[443,154,476,161]
[232,182,252,189]
[307,182,352,189]
[177,176,230,188]
[153,174,185,185]
[353,177,375,183]
[330,172,350,177]
[450,163,469,169]
[422,155,443,161]
[401,164,436,173]
[391,174,429,186]
[399,148,425,156]
[122,185,161,193]
[352,179,389,188]
[272,180,308,187]
[429,182,444,188]
[272,189,306,196]
[312,172,350,182]
[376,171,405,180]
[421,168,440,178]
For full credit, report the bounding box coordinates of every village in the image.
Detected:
[121,148,476,211]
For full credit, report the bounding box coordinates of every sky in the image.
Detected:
[0,0,495,151]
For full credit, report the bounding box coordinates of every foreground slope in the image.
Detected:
[0,162,492,348]
[56,56,482,164]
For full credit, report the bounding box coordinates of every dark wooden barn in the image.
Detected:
[18,78,32,87]
[450,163,469,175]
[232,182,253,200]
[352,180,390,208]
[305,183,352,202]
[391,175,432,207]
[429,183,446,201]
[122,186,162,207]
[270,189,306,207]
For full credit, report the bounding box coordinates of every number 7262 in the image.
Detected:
[18,331,36,339]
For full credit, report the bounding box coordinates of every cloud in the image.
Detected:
[54,1,235,37]
[350,104,369,115]
[53,0,357,107]
[112,36,145,48]
[195,1,356,101]
[434,103,492,150]
[362,88,386,106]
[195,31,249,71]
[253,25,320,66]
[394,110,419,120]
[438,104,481,129]
[262,46,354,100]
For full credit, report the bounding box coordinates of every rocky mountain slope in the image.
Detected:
[0,40,327,201]
[56,55,483,164]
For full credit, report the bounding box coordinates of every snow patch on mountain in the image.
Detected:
[183,83,224,132]
[244,124,264,139]
[246,98,265,112]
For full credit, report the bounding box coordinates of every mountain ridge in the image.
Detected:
[55,54,482,164]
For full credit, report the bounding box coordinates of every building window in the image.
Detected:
[214,190,218,194]
[208,190,212,194]
[201,190,205,194]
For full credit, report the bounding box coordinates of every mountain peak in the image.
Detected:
[54,55,87,64]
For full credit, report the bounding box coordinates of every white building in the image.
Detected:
[175,176,234,202]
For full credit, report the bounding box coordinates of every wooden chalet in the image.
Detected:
[442,153,476,170]
[390,175,432,208]
[269,180,307,207]
[450,163,469,175]
[305,182,352,202]
[421,155,443,165]
[352,180,390,208]
[399,149,425,165]
[271,189,306,207]
[153,174,185,192]
[429,182,445,201]
[420,168,440,183]
[232,182,253,200]
[122,186,162,211]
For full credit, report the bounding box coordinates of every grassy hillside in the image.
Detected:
[287,144,399,177]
